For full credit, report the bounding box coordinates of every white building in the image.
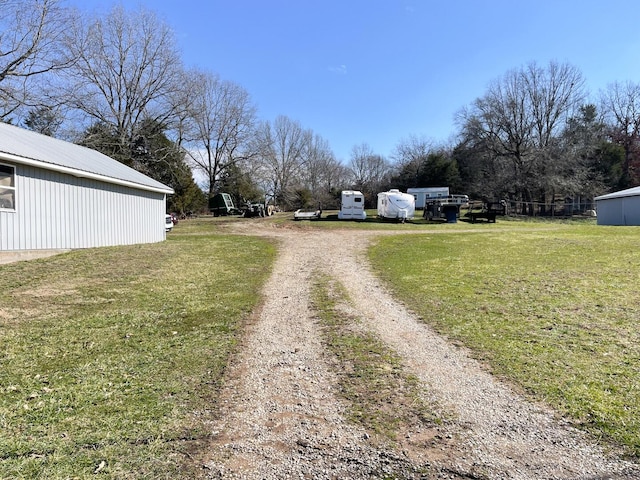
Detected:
[595,186,640,226]
[407,187,449,209]
[0,122,173,251]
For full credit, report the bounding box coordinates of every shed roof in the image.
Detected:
[0,122,173,194]
[594,186,640,201]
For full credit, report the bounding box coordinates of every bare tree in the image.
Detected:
[168,68,198,151]
[600,81,640,187]
[254,115,312,209]
[391,135,436,188]
[0,0,72,120]
[62,5,182,161]
[348,143,391,206]
[180,69,257,197]
[319,157,351,205]
[524,62,584,146]
[456,61,585,211]
[301,134,347,207]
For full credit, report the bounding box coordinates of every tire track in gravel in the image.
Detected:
[203,229,444,479]
[203,225,640,479]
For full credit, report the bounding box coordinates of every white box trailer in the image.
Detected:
[338,190,367,220]
[407,187,450,209]
[377,189,415,222]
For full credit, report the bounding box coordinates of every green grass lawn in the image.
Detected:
[368,223,640,456]
[3,214,638,477]
[0,220,276,479]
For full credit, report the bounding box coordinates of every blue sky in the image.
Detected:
[68,0,640,163]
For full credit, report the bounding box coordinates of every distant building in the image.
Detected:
[0,122,173,251]
[595,186,640,226]
[407,187,449,209]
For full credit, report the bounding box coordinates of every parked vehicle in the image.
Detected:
[165,214,174,232]
[242,202,266,217]
[377,189,415,222]
[338,190,367,220]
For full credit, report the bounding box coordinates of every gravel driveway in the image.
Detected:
[202,224,639,479]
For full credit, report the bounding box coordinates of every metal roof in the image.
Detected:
[595,186,640,201]
[0,122,173,194]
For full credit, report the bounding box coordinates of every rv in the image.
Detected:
[338,190,367,220]
[407,187,450,209]
[377,189,415,222]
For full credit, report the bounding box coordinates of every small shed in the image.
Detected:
[0,122,174,251]
[594,186,640,226]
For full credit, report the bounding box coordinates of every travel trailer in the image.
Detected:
[338,190,367,220]
[377,189,415,222]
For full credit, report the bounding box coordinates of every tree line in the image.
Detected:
[2,0,639,214]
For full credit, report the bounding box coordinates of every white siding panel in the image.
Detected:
[0,163,167,250]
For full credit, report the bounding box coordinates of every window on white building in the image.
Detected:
[0,163,15,210]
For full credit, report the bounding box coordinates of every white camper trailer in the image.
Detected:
[377,189,415,222]
[338,190,367,220]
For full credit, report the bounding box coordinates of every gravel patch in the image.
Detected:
[202,225,639,479]
[0,249,69,264]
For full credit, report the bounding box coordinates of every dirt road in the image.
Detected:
[202,224,639,479]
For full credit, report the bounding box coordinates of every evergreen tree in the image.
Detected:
[80,119,206,214]
[23,107,62,137]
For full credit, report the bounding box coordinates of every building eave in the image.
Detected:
[0,152,174,195]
